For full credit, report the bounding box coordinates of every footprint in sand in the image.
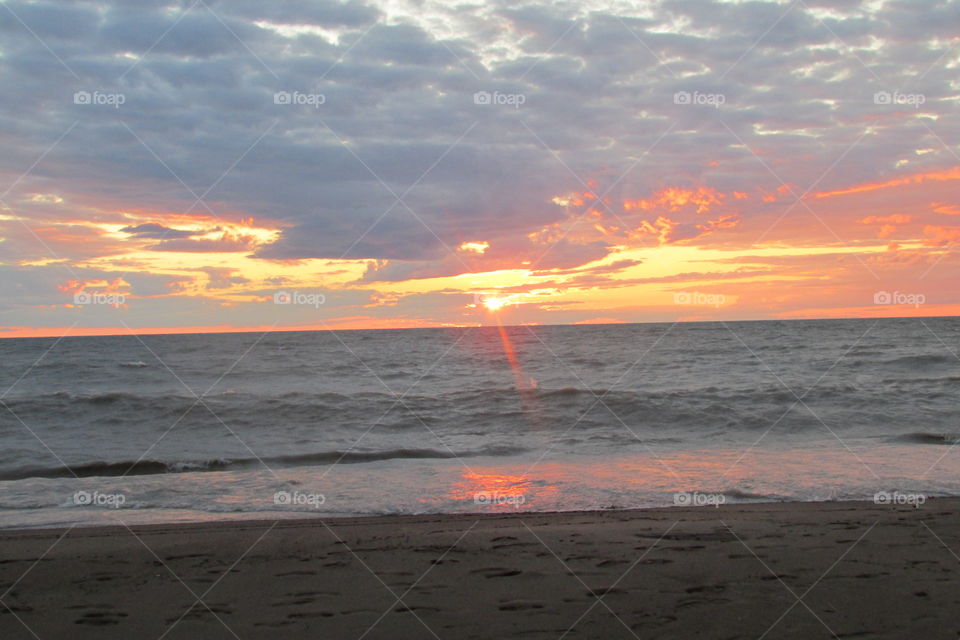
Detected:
[470,567,522,578]
[498,600,545,611]
[74,608,129,626]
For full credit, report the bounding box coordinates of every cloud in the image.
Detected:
[0,0,958,330]
[148,233,258,252]
[200,267,250,289]
[121,223,197,239]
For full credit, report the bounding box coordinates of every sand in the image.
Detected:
[1,498,958,639]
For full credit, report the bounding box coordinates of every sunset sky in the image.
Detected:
[1,0,958,337]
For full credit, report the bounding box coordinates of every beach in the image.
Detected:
[2,498,957,639]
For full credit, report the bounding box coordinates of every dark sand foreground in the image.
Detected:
[2,499,959,639]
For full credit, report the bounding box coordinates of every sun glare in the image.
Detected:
[482,296,509,311]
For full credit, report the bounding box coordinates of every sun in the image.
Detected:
[482,296,509,311]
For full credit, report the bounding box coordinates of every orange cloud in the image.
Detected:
[932,203,960,215]
[624,186,725,213]
[860,214,912,224]
[923,225,960,246]
[631,213,740,245]
[56,277,130,296]
[860,214,912,239]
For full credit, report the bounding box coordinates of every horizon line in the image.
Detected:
[2,311,957,340]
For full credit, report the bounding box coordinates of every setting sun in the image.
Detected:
[482,295,510,311]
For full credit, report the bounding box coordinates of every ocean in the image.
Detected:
[0,317,957,528]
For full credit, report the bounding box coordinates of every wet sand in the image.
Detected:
[1,498,959,639]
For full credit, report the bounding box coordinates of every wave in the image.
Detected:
[722,488,791,501]
[0,445,529,481]
[881,375,960,384]
[8,391,193,405]
[888,432,960,445]
[881,354,953,368]
[3,382,879,408]
[6,389,386,406]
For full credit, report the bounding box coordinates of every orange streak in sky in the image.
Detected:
[813,166,960,199]
[0,318,461,339]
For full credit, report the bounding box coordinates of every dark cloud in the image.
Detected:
[148,234,257,252]
[121,223,196,239]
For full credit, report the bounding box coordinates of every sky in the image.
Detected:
[0,0,958,337]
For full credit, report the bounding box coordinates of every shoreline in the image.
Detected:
[2,497,957,638]
[0,489,937,534]
[0,495,933,535]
